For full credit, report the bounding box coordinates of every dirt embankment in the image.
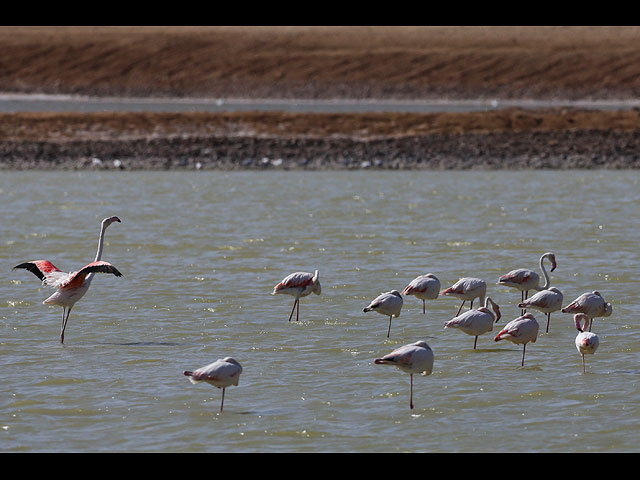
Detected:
[2,26,640,169]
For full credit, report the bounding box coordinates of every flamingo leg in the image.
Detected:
[588,318,593,332]
[60,308,66,338]
[456,301,466,316]
[581,353,586,374]
[521,343,527,367]
[521,291,525,315]
[386,315,392,338]
[409,373,414,410]
[473,336,478,350]
[296,297,300,322]
[287,298,299,322]
[60,307,72,344]
[220,387,226,411]
[545,313,551,333]
[422,299,426,315]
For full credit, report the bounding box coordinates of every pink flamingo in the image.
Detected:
[444,297,501,349]
[498,252,556,314]
[363,290,403,338]
[184,357,243,411]
[573,313,599,374]
[12,216,122,344]
[401,273,440,314]
[561,291,612,332]
[494,312,539,366]
[272,270,321,322]
[573,313,600,373]
[374,340,434,410]
[518,286,563,333]
[440,277,486,315]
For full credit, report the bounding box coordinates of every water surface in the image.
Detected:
[1,170,638,452]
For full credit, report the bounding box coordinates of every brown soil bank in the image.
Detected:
[2,26,640,169]
[3,26,640,100]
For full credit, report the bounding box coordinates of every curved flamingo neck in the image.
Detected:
[484,297,500,320]
[574,314,590,332]
[538,254,551,290]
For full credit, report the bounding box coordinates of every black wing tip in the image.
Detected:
[12,262,45,281]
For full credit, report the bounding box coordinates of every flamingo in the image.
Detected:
[573,313,599,374]
[363,290,403,338]
[561,291,612,332]
[440,277,486,315]
[374,340,434,410]
[401,273,440,315]
[444,297,501,349]
[494,312,539,366]
[272,270,321,322]
[518,286,563,333]
[183,357,243,412]
[497,252,556,315]
[12,216,122,344]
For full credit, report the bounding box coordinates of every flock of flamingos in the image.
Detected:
[12,216,613,411]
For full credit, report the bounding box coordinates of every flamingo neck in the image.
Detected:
[574,315,590,332]
[94,222,108,262]
[86,222,108,283]
[484,297,500,320]
[539,254,551,290]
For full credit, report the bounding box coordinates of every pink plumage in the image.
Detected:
[12,216,122,344]
[494,313,539,366]
[272,270,321,322]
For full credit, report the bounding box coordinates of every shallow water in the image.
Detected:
[1,169,639,452]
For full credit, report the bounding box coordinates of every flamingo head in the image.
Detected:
[312,270,321,295]
[545,252,557,272]
[493,304,501,323]
[103,216,121,227]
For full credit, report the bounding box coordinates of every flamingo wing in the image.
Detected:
[274,271,313,292]
[499,269,532,285]
[58,261,123,289]
[375,344,415,366]
[494,322,521,341]
[13,260,64,283]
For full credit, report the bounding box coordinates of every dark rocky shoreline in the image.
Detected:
[3,128,640,170]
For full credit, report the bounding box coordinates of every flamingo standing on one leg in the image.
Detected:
[363,290,403,338]
[183,357,243,412]
[440,277,486,315]
[494,312,539,366]
[498,252,557,315]
[272,270,321,322]
[12,216,122,344]
[444,297,501,349]
[573,313,599,374]
[518,286,563,333]
[561,291,612,332]
[401,273,440,315]
[374,340,434,410]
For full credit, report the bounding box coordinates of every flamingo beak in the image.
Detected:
[551,262,556,272]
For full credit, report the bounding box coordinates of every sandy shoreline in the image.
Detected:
[2,26,640,170]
